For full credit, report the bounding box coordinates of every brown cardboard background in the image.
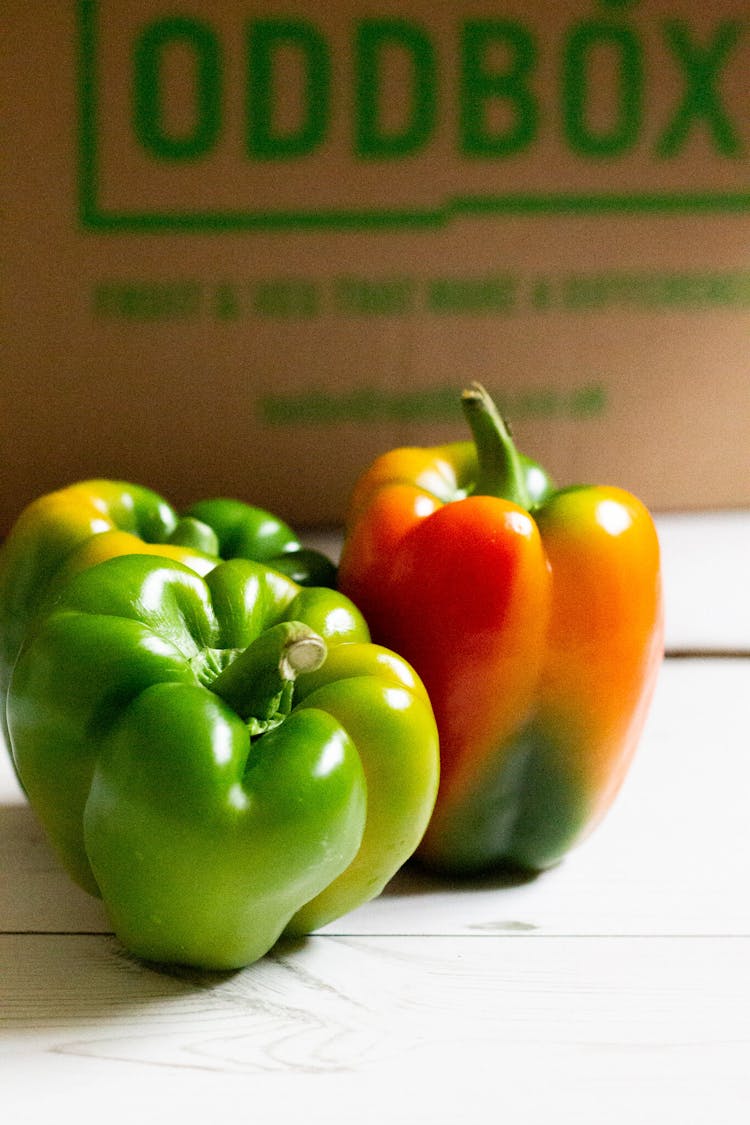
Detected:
[3,2,750,532]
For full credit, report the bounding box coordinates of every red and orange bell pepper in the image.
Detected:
[338,384,663,874]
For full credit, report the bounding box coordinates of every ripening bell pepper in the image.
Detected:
[338,384,663,874]
[6,553,438,969]
[0,480,336,745]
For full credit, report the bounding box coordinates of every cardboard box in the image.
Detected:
[4,0,750,531]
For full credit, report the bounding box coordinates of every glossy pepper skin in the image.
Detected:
[7,554,438,969]
[0,480,336,743]
[338,384,663,875]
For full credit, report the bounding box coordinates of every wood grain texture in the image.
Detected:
[1,933,749,1121]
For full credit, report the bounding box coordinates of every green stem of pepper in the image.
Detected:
[461,383,531,510]
[210,621,327,730]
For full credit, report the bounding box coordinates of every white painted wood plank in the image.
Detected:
[1,653,748,1121]
[1,660,748,939]
[1,933,749,1123]
[655,510,750,653]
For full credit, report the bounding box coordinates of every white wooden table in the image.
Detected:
[2,512,749,1123]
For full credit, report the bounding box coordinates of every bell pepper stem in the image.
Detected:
[461,383,531,509]
[210,621,327,729]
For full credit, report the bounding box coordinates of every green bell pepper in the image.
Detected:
[7,554,439,970]
[0,480,336,748]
